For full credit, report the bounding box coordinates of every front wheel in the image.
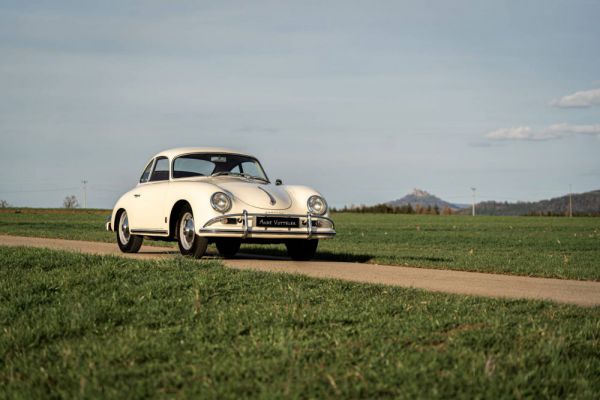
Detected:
[116,210,143,253]
[285,239,319,261]
[177,207,208,258]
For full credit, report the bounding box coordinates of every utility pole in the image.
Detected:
[471,187,476,217]
[569,184,573,218]
[81,180,88,209]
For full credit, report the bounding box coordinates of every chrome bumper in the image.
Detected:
[199,211,336,239]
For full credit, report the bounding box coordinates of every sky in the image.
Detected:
[1,0,599,208]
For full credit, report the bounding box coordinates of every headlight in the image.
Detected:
[210,192,232,213]
[307,195,327,215]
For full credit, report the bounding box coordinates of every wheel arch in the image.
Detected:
[112,207,126,232]
[110,190,134,232]
[169,200,192,239]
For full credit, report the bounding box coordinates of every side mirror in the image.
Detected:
[275,179,283,186]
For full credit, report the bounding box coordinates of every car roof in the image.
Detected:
[152,147,256,160]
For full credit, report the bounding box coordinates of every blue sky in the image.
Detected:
[1,0,599,208]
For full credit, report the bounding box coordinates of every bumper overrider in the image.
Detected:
[199,210,336,239]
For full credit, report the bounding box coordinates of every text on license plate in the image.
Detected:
[256,216,299,228]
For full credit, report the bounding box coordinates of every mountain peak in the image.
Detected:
[387,189,468,210]
[412,188,431,197]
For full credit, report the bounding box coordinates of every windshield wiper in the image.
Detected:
[211,171,269,183]
[240,173,269,183]
[211,171,233,177]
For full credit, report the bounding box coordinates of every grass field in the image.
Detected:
[1,246,598,398]
[0,209,598,280]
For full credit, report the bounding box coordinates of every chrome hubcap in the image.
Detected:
[119,211,130,243]
[180,212,195,250]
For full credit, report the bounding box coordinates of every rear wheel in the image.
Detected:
[216,239,241,258]
[116,210,143,253]
[286,239,319,261]
[177,206,208,258]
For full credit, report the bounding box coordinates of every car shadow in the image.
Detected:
[235,247,374,263]
[136,246,449,265]
[136,244,374,263]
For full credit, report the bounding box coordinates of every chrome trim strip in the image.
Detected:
[130,229,169,235]
[307,212,312,239]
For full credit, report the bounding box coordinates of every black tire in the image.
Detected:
[176,205,208,258]
[216,239,241,258]
[116,210,143,253]
[286,239,319,261]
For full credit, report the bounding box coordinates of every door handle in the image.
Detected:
[134,194,141,198]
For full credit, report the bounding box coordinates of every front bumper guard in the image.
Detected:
[200,211,336,239]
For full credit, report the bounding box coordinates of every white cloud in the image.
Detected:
[486,123,600,141]
[551,88,600,108]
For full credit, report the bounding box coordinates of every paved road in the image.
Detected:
[1,235,599,307]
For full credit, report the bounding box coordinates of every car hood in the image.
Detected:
[215,180,293,210]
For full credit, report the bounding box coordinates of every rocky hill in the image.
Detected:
[386,189,468,211]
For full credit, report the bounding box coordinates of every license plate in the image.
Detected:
[256,216,299,228]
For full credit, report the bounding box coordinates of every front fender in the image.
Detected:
[109,190,136,231]
[164,181,228,236]
[283,185,330,216]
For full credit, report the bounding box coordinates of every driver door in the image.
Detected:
[130,157,169,234]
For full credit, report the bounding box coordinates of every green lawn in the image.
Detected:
[0,209,113,242]
[1,209,598,280]
[1,246,598,398]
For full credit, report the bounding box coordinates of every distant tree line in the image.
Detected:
[457,193,600,217]
[331,203,455,215]
[525,210,600,217]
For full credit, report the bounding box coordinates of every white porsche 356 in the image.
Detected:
[107,147,335,260]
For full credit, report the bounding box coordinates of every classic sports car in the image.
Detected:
[107,147,335,260]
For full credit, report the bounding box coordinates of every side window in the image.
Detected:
[139,160,154,183]
[149,157,169,182]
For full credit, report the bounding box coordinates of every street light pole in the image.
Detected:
[81,180,88,209]
[471,187,476,217]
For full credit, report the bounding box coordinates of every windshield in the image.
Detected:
[172,153,269,182]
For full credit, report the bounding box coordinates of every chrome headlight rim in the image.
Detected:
[210,192,232,213]
[307,195,328,215]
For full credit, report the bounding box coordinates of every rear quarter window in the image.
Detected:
[139,160,154,183]
[149,157,170,182]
